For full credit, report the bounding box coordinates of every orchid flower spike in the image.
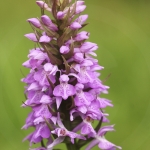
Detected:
[22,0,121,150]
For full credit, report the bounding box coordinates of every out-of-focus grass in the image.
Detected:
[0,0,150,150]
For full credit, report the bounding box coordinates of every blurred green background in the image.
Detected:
[0,0,150,149]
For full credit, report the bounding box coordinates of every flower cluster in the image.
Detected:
[21,0,121,150]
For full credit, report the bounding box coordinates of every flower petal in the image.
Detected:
[98,138,122,150]
[53,83,75,100]
[47,137,65,149]
[70,22,82,30]
[39,35,51,43]
[25,33,38,42]
[27,18,41,28]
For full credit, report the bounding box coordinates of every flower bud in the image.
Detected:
[57,11,65,20]
[27,18,41,28]
[70,22,82,29]
[24,33,38,42]
[76,5,86,14]
[36,1,51,12]
[39,35,51,43]
[60,45,70,54]
[41,15,58,31]
[75,15,88,25]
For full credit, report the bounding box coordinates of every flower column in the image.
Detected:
[22,0,121,150]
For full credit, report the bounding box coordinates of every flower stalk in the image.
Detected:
[21,0,122,150]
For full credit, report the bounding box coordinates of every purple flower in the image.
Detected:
[25,33,38,42]
[72,116,96,138]
[22,1,121,150]
[75,15,88,25]
[22,111,35,129]
[39,35,51,43]
[97,97,114,108]
[70,22,82,30]
[53,74,76,100]
[27,18,41,29]
[34,68,55,86]
[74,83,94,106]
[74,31,89,41]
[60,45,70,54]
[85,125,122,150]
[76,4,86,14]
[57,11,65,20]
[77,66,95,83]
[44,63,58,75]
[24,91,44,105]
[47,113,85,149]
[34,123,51,139]
[33,104,52,119]
[41,15,58,31]
[36,1,51,12]
[23,122,51,146]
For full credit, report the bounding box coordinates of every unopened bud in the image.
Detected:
[36,1,51,12]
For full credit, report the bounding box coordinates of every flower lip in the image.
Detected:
[57,11,65,19]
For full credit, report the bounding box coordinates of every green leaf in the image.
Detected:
[41,43,62,65]
[45,44,59,55]
[57,27,70,47]
[79,23,89,30]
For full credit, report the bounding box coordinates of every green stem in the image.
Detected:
[66,142,78,150]
[41,140,45,147]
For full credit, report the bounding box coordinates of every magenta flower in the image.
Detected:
[53,74,76,100]
[86,125,122,150]
[22,0,121,150]
[47,113,85,149]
